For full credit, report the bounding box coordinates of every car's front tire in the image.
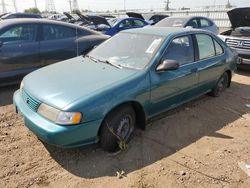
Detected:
[210,72,229,97]
[100,105,136,152]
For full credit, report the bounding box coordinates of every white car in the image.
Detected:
[218,8,250,70]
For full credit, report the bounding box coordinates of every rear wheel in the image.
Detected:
[100,106,135,152]
[210,72,229,97]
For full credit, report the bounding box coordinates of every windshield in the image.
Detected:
[88,32,164,70]
[156,17,187,27]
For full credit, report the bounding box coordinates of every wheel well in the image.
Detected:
[97,101,146,136]
[225,70,232,88]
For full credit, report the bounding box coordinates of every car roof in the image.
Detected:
[165,16,214,21]
[121,26,209,37]
[0,18,99,34]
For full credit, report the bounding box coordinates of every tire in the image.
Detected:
[100,105,136,152]
[210,72,229,97]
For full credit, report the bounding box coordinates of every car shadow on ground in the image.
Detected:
[0,85,19,107]
[44,72,250,179]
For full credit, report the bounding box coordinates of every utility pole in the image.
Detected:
[45,0,56,13]
[12,0,17,12]
[1,0,7,13]
[72,0,79,11]
[68,0,72,13]
[34,0,38,9]
[164,0,170,11]
[45,0,56,12]
[124,0,126,11]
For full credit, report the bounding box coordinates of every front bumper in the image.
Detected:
[238,56,250,65]
[13,90,102,148]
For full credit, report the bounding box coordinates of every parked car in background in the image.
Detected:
[219,7,250,70]
[155,16,219,34]
[75,11,148,36]
[1,13,42,19]
[14,27,237,152]
[48,14,63,20]
[126,12,169,25]
[104,17,149,36]
[0,19,109,86]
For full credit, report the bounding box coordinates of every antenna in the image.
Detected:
[46,0,56,13]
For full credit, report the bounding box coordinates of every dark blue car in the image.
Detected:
[104,17,149,36]
[0,19,109,86]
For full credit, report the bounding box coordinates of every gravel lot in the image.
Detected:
[0,71,250,188]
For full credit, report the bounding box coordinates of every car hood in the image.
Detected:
[227,8,250,29]
[126,12,145,20]
[23,56,138,110]
[63,12,74,20]
[87,15,111,26]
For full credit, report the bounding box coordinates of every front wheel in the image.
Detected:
[100,106,136,152]
[210,72,229,97]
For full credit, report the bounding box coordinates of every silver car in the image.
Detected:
[154,16,219,35]
[218,8,250,70]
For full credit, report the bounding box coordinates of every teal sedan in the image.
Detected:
[14,27,237,152]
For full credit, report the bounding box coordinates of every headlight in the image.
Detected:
[20,81,24,91]
[37,103,82,125]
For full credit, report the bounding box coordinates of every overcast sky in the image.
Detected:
[2,0,250,13]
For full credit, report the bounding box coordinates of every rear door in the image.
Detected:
[194,33,225,93]
[39,24,77,67]
[149,35,199,116]
[0,24,39,85]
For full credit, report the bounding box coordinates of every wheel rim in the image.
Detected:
[116,115,132,140]
[218,74,228,93]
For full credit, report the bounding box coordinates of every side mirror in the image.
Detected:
[156,59,179,72]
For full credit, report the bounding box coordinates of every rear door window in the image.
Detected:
[119,19,133,28]
[186,19,199,28]
[0,24,37,44]
[196,34,215,60]
[200,19,212,28]
[132,19,146,27]
[162,35,194,65]
[42,24,75,41]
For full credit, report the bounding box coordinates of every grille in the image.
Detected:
[226,38,250,49]
[21,90,40,112]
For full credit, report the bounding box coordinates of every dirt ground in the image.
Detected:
[0,71,250,188]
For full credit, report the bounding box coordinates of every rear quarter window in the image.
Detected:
[213,39,224,55]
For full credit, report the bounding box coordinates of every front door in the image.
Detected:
[149,35,199,117]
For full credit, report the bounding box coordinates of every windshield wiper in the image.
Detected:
[98,59,122,69]
[85,54,98,63]
[85,55,122,69]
